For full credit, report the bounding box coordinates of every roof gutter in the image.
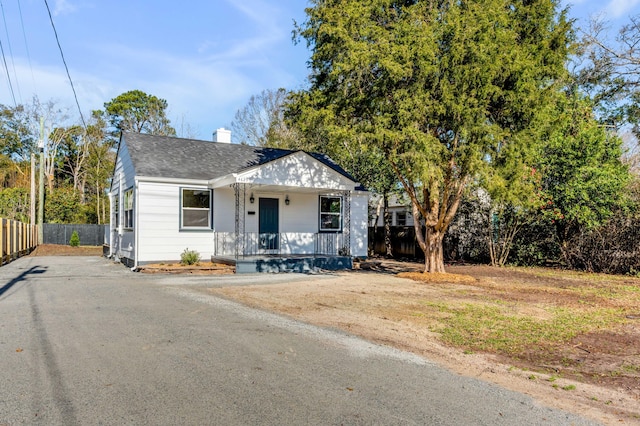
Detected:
[208,173,238,188]
[131,178,140,271]
[135,175,210,186]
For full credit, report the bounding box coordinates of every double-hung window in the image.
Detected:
[181,188,211,229]
[123,188,134,229]
[319,195,342,232]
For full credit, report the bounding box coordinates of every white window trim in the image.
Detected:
[123,187,134,230]
[180,187,212,230]
[319,195,343,233]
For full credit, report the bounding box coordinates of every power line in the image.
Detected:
[0,35,17,107]
[43,0,86,129]
[0,0,22,103]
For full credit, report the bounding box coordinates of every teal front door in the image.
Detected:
[259,198,279,250]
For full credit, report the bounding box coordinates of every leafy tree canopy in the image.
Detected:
[0,187,30,222]
[44,186,87,224]
[290,0,573,272]
[103,90,176,136]
[538,91,630,250]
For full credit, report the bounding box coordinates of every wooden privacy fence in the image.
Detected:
[1,218,38,266]
[368,226,423,259]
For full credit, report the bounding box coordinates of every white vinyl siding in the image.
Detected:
[230,151,355,191]
[136,182,213,263]
[213,188,235,232]
[350,191,369,257]
[110,141,136,260]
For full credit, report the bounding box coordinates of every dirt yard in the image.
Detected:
[208,261,640,425]
[30,244,104,256]
[30,246,640,424]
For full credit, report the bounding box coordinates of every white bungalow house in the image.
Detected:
[108,130,368,272]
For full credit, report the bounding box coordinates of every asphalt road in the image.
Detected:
[0,256,599,425]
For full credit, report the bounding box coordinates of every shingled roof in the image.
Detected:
[120,132,359,184]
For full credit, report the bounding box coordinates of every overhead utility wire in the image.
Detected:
[17,0,37,91]
[43,0,86,128]
[0,35,17,107]
[0,1,22,103]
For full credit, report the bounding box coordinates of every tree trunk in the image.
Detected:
[488,211,498,267]
[100,191,106,225]
[96,182,101,225]
[423,227,445,272]
[412,202,446,273]
[383,193,393,258]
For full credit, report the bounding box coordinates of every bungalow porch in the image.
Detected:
[210,182,358,273]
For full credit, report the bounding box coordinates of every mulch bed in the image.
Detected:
[137,262,235,274]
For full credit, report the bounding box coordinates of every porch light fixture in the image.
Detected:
[285,195,290,205]
[250,193,255,204]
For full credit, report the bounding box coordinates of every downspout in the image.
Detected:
[108,192,114,257]
[131,178,139,271]
[118,172,124,258]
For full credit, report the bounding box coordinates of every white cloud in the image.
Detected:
[562,0,589,5]
[207,0,288,62]
[226,0,283,30]
[53,0,77,16]
[603,0,640,18]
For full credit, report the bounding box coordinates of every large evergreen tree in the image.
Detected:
[290,0,573,272]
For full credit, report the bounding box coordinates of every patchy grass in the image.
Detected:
[392,266,640,393]
[397,268,639,357]
[422,302,625,355]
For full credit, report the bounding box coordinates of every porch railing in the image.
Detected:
[214,232,348,258]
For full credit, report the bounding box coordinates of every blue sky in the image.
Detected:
[1,0,639,139]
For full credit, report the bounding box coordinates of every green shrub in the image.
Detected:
[180,248,200,265]
[69,230,80,247]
